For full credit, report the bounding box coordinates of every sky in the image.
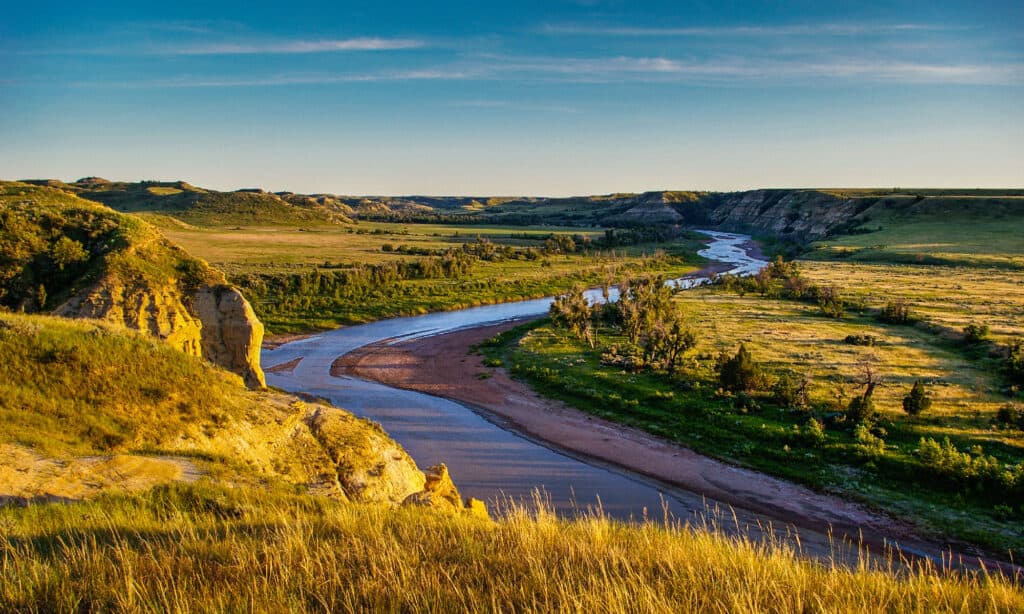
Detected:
[1,1,1021,196]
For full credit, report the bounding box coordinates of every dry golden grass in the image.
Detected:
[798,261,1024,344]
[678,290,1008,427]
[1,484,1020,613]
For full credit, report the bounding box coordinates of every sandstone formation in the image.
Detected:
[193,285,266,388]
[56,278,266,388]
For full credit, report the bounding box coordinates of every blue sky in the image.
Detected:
[1,1,1021,195]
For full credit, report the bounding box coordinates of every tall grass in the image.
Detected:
[1,484,1020,612]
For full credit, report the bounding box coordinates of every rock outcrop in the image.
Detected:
[700,190,872,241]
[56,276,266,389]
[193,286,266,388]
[404,463,490,519]
[0,182,266,388]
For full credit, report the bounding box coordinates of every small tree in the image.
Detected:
[641,311,698,374]
[550,285,595,348]
[817,285,844,319]
[879,298,912,324]
[902,380,932,416]
[773,371,811,409]
[50,236,89,270]
[718,344,767,392]
[846,360,881,424]
[1005,339,1024,385]
[963,323,990,344]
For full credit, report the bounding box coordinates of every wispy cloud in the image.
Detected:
[465,54,1024,85]
[157,37,425,55]
[74,69,470,89]
[450,100,578,113]
[541,22,956,37]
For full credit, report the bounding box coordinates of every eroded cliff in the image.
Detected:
[0,181,265,387]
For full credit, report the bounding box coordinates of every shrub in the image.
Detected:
[846,395,876,425]
[902,380,932,416]
[817,285,844,319]
[879,299,912,324]
[717,344,768,393]
[962,323,990,344]
[772,371,810,409]
[854,424,885,459]
[996,403,1024,429]
[802,418,827,447]
[843,334,876,347]
[916,437,1021,495]
[380,243,394,252]
[1005,339,1024,385]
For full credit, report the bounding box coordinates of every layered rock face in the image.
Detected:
[193,286,266,388]
[702,190,867,241]
[57,281,266,388]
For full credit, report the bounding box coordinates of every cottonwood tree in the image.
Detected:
[550,285,595,348]
[847,359,881,424]
[640,309,698,374]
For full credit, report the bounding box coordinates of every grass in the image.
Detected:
[147,218,708,333]
[1,482,1021,612]
[796,260,1024,346]
[807,196,1024,269]
[488,271,1024,557]
[0,313,251,457]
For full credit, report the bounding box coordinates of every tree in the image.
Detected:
[817,285,844,319]
[618,276,674,344]
[640,310,698,374]
[902,380,932,416]
[846,360,881,424]
[880,298,912,324]
[550,285,595,348]
[1006,339,1024,385]
[963,323,990,343]
[717,344,767,392]
[50,236,88,271]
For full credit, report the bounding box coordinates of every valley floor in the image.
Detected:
[333,320,1017,573]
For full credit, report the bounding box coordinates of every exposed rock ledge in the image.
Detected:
[57,281,266,388]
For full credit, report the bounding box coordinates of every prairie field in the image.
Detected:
[2,483,1021,613]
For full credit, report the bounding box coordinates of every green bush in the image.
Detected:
[916,437,1023,497]
[802,418,827,447]
[996,403,1024,429]
[843,334,876,347]
[1005,339,1024,385]
[846,394,876,425]
[962,323,990,344]
[717,344,768,393]
[854,424,885,459]
[878,299,912,324]
[901,380,932,416]
[772,371,810,409]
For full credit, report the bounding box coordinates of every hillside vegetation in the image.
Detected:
[0,181,266,386]
[488,254,1024,557]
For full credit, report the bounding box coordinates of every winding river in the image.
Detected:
[260,231,1015,569]
[263,232,771,520]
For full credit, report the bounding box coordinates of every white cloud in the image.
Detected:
[164,37,424,55]
[541,22,955,37]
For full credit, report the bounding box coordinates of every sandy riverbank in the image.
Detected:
[332,321,925,546]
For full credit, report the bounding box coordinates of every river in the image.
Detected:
[262,231,777,520]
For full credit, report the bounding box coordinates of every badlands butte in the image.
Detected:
[1,178,1023,611]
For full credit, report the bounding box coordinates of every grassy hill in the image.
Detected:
[0,181,266,386]
[22,179,353,226]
